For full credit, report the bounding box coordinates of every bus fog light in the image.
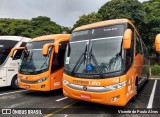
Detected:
[41,85,45,88]
[111,95,120,102]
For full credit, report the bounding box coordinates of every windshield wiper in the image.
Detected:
[71,42,105,78]
[106,53,122,71]
[88,48,105,78]
[71,44,88,74]
[20,50,35,73]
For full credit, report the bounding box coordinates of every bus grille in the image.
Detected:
[20,79,37,84]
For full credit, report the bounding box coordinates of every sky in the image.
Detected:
[0,0,147,27]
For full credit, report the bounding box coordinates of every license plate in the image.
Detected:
[80,94,91,100]
[24,85,30,89]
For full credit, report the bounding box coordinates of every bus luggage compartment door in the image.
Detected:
[7,67,17,85]
[0,67,7,87]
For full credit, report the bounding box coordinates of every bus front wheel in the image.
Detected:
[131,79,138,102]
[11,76,19,89]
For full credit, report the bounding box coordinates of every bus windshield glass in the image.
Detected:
[19,40,53,75]
[65,24,126,76]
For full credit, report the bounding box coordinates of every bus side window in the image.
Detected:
[13,42,26,60]
[136,36,143,55]
[126,38,134,67]
[0,40,17,65]
[125,26,134,69]
[51,42,67,72]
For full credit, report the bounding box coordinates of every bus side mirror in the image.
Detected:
[123,29,132,49]
[155,34,160,52]
[42,43,54,56]
[55,38,69,53]
[10,47,25,58]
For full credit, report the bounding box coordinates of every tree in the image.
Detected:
[98,0,147,29]
[73,12,102,30]
[31,16,63,38]
[141,0,160,55]
[0,16,64,38]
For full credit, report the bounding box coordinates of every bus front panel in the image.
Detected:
[63,23,138,106]
[18,71,51,91]
[18,40,53,91]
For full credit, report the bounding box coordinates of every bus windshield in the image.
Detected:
[65,24,126,77]
[19,40,53,75]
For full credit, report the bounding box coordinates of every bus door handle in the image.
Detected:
[8,69,15,71]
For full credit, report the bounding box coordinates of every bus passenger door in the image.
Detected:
[0,67,7,86]
[50,42,67,90]
[7,47,24,86]
[6,59,18,86]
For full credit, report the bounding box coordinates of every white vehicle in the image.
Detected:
[0,36,30,89]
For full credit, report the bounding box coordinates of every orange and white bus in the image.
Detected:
[10,34,70,91]
[155,34,160,52]
[63,19,150,106]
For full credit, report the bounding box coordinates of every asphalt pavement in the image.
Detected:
[0,79,159,117]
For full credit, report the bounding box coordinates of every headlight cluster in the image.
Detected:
[63,78,127,92]
[37,76,48,83]
[63,79,69,85]
[105,80,127,90]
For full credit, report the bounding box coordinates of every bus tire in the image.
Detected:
[131,79,138,102]
[11,75,19,89]
[146,73,149,83]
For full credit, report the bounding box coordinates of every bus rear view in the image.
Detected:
[63,19,150,106]
[10,34,70,91]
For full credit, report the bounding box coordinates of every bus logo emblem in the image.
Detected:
[83,86,87,91]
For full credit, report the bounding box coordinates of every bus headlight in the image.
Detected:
[105,80,127,90]
[37,76,48,83]
[63,79,69,85]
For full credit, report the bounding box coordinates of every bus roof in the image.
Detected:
[73,19,139,35]
[30,34,70,42]
[0,36,30,42]
[0,36,30,41]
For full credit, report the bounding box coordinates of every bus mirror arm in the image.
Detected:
[55,38,69,53]
[10,47,25,58]
[155,34,160,53]
[42,43,55,56]
[123,29,132,49]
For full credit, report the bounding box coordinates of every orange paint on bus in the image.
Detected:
[17,34,70,91]
[63,19,150,106]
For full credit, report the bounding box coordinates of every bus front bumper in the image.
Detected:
[63,83,128,106]
[18,80,50,91]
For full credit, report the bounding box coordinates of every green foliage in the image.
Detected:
[0,16,68,38]
[151,64,160,76]
[30,16,62,38]
[98,0,147,28]
[73,12,102,30]
[141,0,160,55]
